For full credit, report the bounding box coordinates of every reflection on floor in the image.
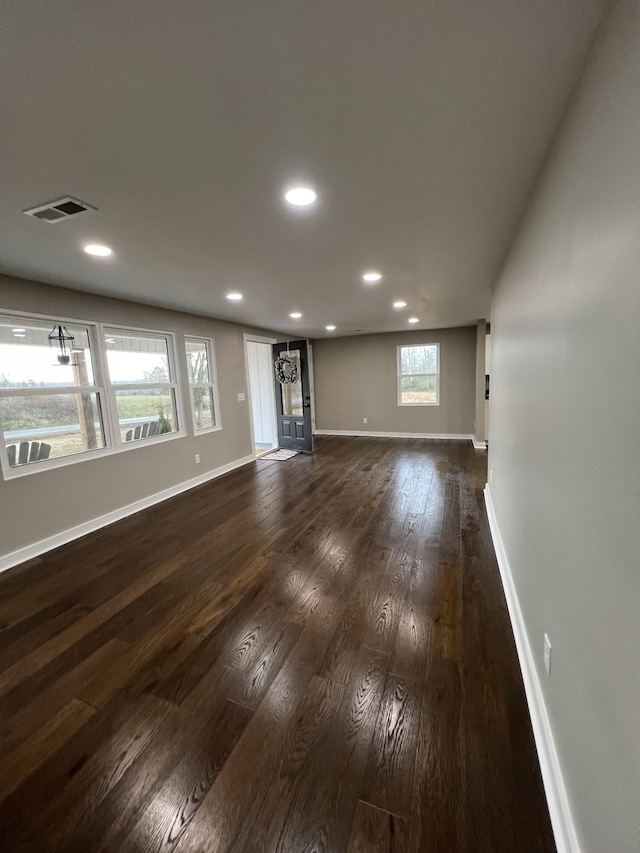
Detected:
[0,436,554,852]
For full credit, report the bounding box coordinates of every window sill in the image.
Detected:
[116,428,187,454]
[192,424,223,436]
[2,428,187,481]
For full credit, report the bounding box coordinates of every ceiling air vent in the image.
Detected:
[23,197,96,223]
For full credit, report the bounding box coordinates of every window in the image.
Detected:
[0,314,190,478]
[397,343,439,405]
[0,315,108,473]
[185,336,220,433]
[103,327,183,444]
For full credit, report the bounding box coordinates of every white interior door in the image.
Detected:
[244,336,278,455]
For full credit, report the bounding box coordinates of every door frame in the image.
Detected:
[307,341,317,435]
[272,339,314,453]
[243,333,278,458]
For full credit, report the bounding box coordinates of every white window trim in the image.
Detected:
[0,310,186,480]
[0,313,114,480]
[396,342,440,406]
[101,323,186,449]
[185,335,222,435]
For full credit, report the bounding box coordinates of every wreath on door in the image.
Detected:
[274,355,298,384]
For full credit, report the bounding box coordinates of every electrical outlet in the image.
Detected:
[543,634,552,675]
[363,417,368,424]
[195,454,201,464]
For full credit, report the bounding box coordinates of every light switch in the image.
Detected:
[237,392,246,401]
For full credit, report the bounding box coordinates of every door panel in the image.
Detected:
[273,340,313,452]
[245,339,277,453]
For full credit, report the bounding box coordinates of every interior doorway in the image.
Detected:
[244,335,278,457]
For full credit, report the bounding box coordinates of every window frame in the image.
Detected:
[396,342,440,407]
[184,335,222,435]
[0,311,187,480]
[0,310,114,479]
[101,323,186,450]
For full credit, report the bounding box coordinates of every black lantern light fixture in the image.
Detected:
[48,324,75,365]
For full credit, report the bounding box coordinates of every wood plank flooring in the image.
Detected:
[0,436,555,852]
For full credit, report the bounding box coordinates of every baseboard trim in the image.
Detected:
[472,435,487,450]
[484,485,581,853]
[0,454,256,575]
[314,429,474,441]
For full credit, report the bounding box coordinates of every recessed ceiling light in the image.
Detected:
[289,312,302,319]
[408,317,419,324]
[326,325,336,331]
[84,243,113,257]
[13,333,26,338]
[393,301,407,309]
[226,292,243,301]
[362,271,382,283]
[12,328,25,332]
[284,187,317,206]
[105,338,115,343]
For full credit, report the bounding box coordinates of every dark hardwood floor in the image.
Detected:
[0,436,555,852]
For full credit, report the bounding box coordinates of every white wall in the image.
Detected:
[488,1,639,850]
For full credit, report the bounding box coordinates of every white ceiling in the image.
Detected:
[0,0,605,337]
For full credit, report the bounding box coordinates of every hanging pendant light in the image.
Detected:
[48,324,75,365]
